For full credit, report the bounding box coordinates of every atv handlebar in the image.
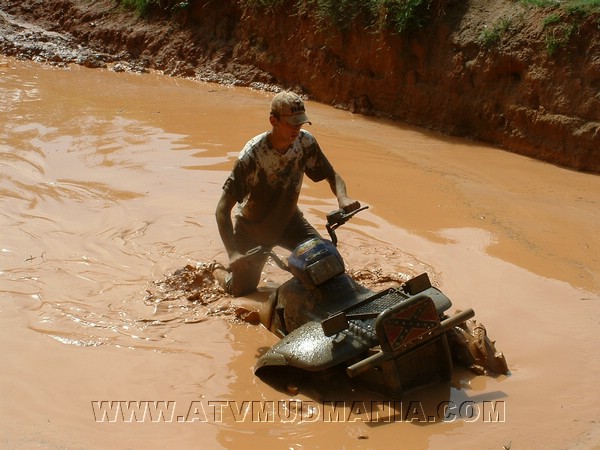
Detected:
[244,205,369,267]
[326,205,369,246]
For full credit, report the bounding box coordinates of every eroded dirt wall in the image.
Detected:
[229,0,600,172]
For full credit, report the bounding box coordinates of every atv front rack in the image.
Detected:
[255,276,474,397]
[347,296,473,378]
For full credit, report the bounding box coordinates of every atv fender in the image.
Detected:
[255,320,376,374]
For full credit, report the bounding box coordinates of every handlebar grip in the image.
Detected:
[327,205,369,226]
[326,209,345,225]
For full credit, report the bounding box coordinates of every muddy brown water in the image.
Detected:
[1,57,599,449]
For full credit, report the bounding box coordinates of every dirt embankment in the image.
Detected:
[1,0,599,173]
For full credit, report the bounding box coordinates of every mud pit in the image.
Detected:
[1,58,600,449]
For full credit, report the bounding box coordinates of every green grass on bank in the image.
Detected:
[480,0,600,54]
[117,0,437,34]
[118,0,190,16]
[518,0,600,10]
[118,0,600,43]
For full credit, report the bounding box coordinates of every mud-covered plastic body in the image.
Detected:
[255,235,464,397]
[253,209,507,397]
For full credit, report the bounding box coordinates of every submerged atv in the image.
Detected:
[253,207,508,398]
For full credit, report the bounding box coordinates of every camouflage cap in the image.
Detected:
[270,91,311,126]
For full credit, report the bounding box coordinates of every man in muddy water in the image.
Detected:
[212,91,361,297]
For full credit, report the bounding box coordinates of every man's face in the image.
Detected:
[272,116,303,144]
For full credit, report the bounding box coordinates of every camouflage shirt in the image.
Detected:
[223,130,334,246]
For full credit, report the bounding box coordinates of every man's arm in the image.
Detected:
[215,190,254,273]
[215,190,239,260]
[327,171,361,212]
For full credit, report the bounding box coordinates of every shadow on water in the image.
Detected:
[254,361,508,428]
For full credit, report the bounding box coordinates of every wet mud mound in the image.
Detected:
[143,262,427,324]
[0,8,150,72]
[143,264,256,323]
[347,267,412,290]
